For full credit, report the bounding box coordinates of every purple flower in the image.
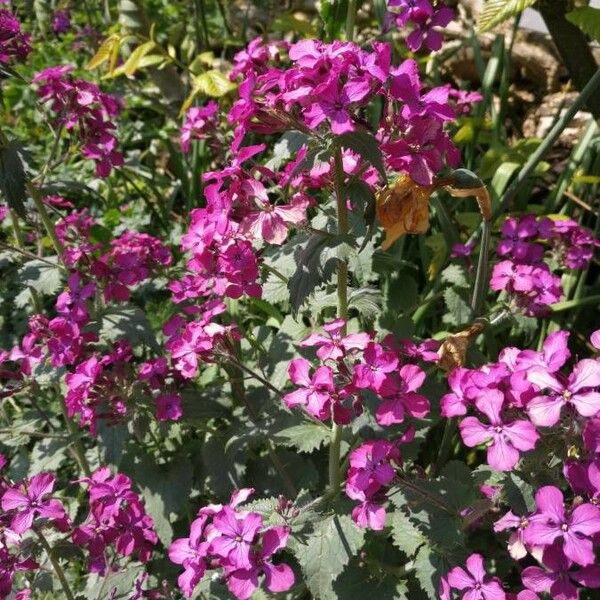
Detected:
[521,542,600,600]
[1,473,67,533]
[525,486,600,566]
[446,553,506,600]
[299,318,370,361]
[180,102,219,153]
[225,526,295,600]
[210,507,263,568]
[284,358,335,420]
[155,393,182,422]
[353,342,398,393]
[459,390,539,471]
[527,359,600,427]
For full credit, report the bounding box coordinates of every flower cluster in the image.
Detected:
[180,101,219,153]
[0,8,31,65]
[168,488,294,599]
[0,472,67,596]
[72,467,157,574]
[33,65,123,177]
[490,215,598,315]
[345,437,409,530]
[442,330,600,470]
[386,0,455,53]
[284,318,436,425]
[228,38,477,185]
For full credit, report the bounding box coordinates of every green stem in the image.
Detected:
[471,219,491,316]
[346,0,357,42]
[61,400,91,477]
[27,182,64,258]
[35,529,76,600]
[9,209,42,313]
[329,146,350,494]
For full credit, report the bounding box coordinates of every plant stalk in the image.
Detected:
[346,0,357,42]
[61,400,91,477]
[35,529,76,600]
[329,146,349,493]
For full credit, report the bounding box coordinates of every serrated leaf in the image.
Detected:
[287,233,350,314]
[334,560,409,599]
[272,422,330,453]
[0,139,29,218]
[337,131,386,181]
[566,7,600,42]
[265,131,309,171]
[443,287,473,327]
[389,510,427,558]
[28,438,68,476]
[17,256,62,296]
[348,286,382,318]
[295,514,365,600]
[477,0,536,33]
[413,546,450,599]
[440,264,469,289]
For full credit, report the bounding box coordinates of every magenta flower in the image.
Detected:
[347,439,398,490]
[525,486,600,566]
[210,507,263,568]
[284,358,335,420]
[527,359,600,427]
[353,342,398,393]
[155,393,183,422]
[493,510,532,560]
[446,553,506,600]
[376,363,430,425]
[1,473,67,533]
[521,542,600,600]
[180,101,218,153]
[303,78,371,134]
[241,193,309,245]
[459,390,539,471]
[299,318,370,361]
[225,526,295,600]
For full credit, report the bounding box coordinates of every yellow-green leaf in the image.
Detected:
[196,70,237,97]
[477,0,536,33]
[87,34,121,70]
[122,41,157,76]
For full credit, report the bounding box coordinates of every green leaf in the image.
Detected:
[125,454,193,545]
[272,422,330,453]
[287,233,351,314]
[443,287,473,327]
[265,131,309,172]
[334,560,409,599]
[295,514,365,599]
[121,40,157,76]
[320,0,349,40]
[440,264,469,289]
[28,438,68,476]
[413,546,450,599]
[0,139,29,218]
[17,256,62,296]
[389,510,427,558]
[477,0,536,33]
[337,131,386,181]
[97,304,159,351]
[566,7,600,42]
[84,564,145,599]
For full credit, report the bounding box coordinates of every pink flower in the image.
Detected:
[521,542,600,600]
[168,516,209,598]
[376,363,430,425]
[1,473,67,533]
[494,510,531,560]
[446,553,506,600]
[525,486,600,566]
[210,507,263,568]
[459,390,539,471]
[225,526,295,600]
[353,342,398,393]
[241,193,309,245]
[283,358,335,420]
[180,102,218,153]
[527,359,600,427]
[156,393,182,421]
[299,319,370,361]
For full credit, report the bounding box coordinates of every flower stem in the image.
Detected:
[60,399,91,477]
[35,529,76,600]
[346,0,357,42]
[27,182,64,258]
[329,146,349,494]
